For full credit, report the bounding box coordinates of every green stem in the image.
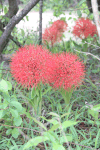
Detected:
[30,85,42,116]
[60,88,73,105]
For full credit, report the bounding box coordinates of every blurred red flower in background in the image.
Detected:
[42,20,67,46]
[73,18,97,39]
[52,20,68,33]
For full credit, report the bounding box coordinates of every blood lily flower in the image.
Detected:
[10,45,51,89]
[73,18,97,39]
[52,20,68,33]
[45,52,85,91]
[10,46,85,91]
[42,19,68,46]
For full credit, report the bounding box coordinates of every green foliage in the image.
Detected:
[0,1,100,149]
[3,27,39,54]
[0,61,5,78]
[59,88,73,106]
[88,104,100,121]
[0,79,12,93]
[0,78,26,139]
[23,112,76,150]
[78,1,90,15]
[0,66,100,149]
[77,10,82,18]
[4,6,8,14]
[78,0,86,6]
[30,85,42,115]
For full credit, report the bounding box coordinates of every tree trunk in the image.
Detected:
[0,0,40,54]
[39,0,43,45]
[6,0,19,18]
[0,22,22,47]
[86,0,100,13]
[91,0,100,43]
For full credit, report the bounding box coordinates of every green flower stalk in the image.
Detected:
[30,85,42,115]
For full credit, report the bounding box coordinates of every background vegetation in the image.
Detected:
[0,0,100,149]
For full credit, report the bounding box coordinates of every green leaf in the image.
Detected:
[21,29,25,37]
[0,30,2,37]
[2,92,10,102]
[0,110,4,119]
[92,104,100,111]
[54,0,59,3]
[57,103,62,112]
[0,61,5,78]
[88,109,99,120]
[12,128,19,138]
[77,10,82,17]
[47,119,58,125]
[23,136,49,149]
[25,112,32,119]
[32,117,47,131]
[92,69,99,74]
[10,109,18,118]
[73,18,77,21]
[60,135,72,143]
[44,132,56,142]
[0,102,8,109]
[78,0,86,6]
[62,121,78,129]
[42,86,52,96]
[40,116,58,125]
[6,81,12,91]
[48,112,59,117]
[54,6,58,10]
[4,6,8,14]
[69,12,72,15]
[0,4,3,9]
[10,101,22,112]
[0,101,9,109]
[14,116,22,126]
[95,129,100,148]
[26,16,29,21]
[61,113,70,118]
[52,143,65,150]
[0,79,8,92]
[0,95,1,102]
[6,129,12,135]
[85,79,97,89]
[68,17,72,20]
[60,17,66,21]
[48,124,60,132]
[31,87,36,99]
[60,88,73,105]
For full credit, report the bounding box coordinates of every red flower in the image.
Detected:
[52,20,68,33]
[73,18,97,39]
[10,45,51,89]
[42,20,67,46]
[10,45,85,91]
[45,52,85,91]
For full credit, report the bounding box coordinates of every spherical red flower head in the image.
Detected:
[73,18,97,39]
[42,26,62,47]
[42,20,67,46]
[52,20,68,33]
[45,52,85,91]
[10,45,51,89]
